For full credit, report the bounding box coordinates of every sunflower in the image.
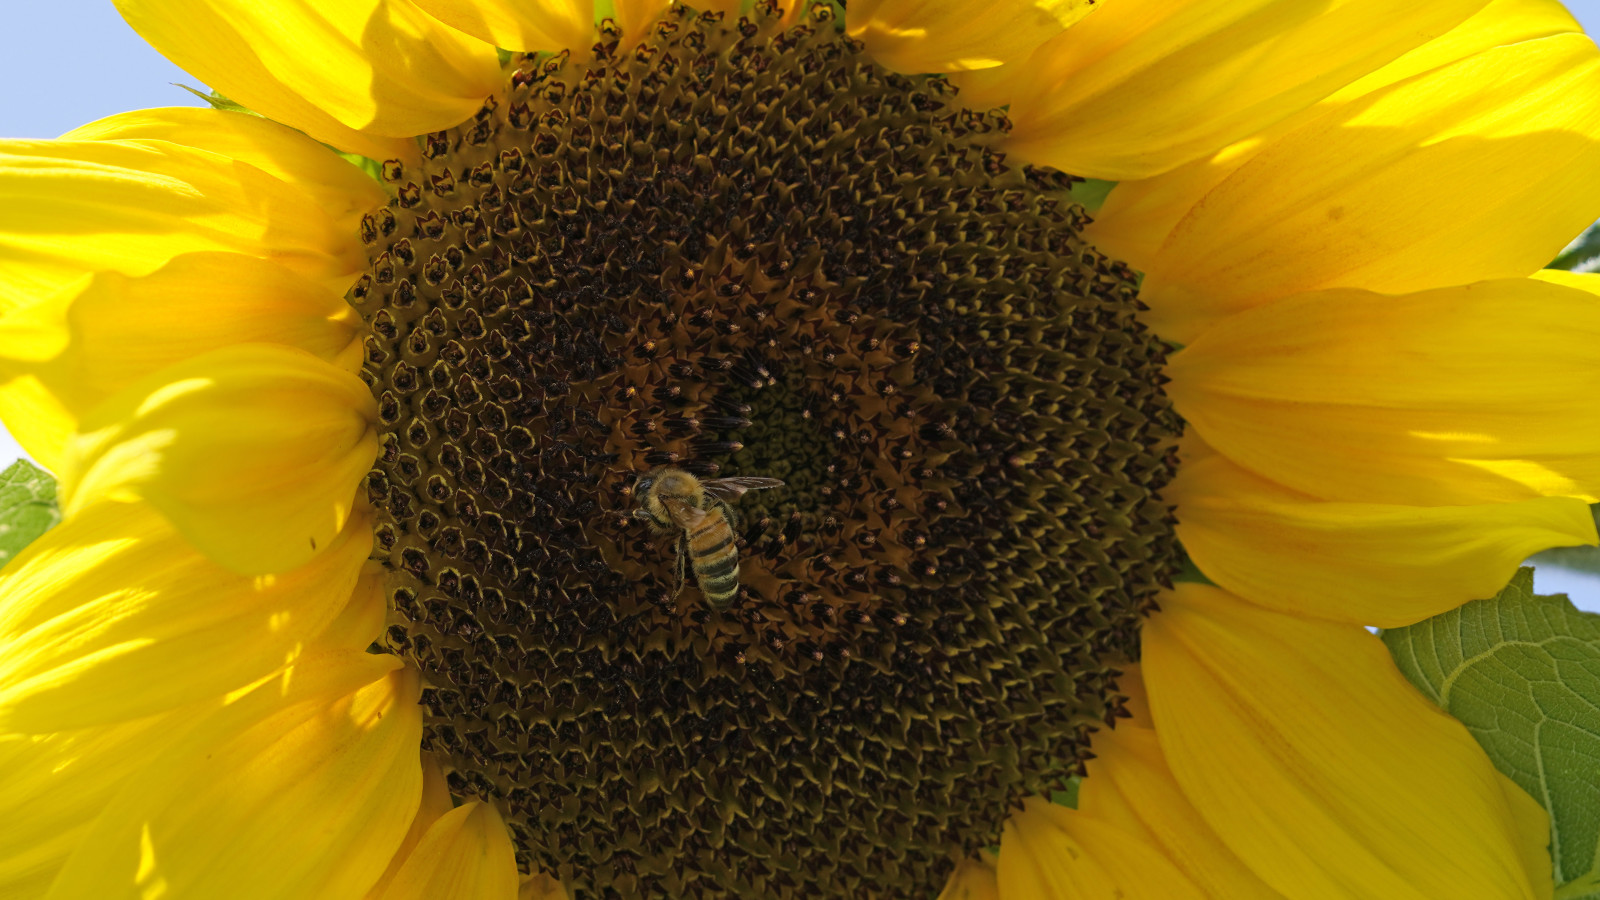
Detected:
[1,0,1598,896]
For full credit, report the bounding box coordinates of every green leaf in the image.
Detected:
[0,460,58,570]
[1550,221,1600,272]
[1381,569,1600,899]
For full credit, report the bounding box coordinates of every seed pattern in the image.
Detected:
[352,4,1182,897]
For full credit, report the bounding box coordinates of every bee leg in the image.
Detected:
[673,534,689,598]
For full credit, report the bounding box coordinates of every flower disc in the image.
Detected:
[353,4,1183,896]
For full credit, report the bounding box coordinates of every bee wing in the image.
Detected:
[701,477,785,500]
[661,495,709,529]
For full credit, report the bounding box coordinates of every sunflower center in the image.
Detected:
[719,368,842,529]
[350,4,1182,897]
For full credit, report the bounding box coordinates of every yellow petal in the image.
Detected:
[1173,450,1598,627]
[0,499,371,734]
[62,106,389,222]
[0,113,382,315]
[1144,583,1548,899]
[0,713,186,897]
[1072,671,1283,898]
[1533,266,1600,292]
[0,375,76,476]
[320,564,393,653]
[0,252,360,470]
[847,0,1096,74]
[47,653,421,900]
[1167,277,1600,505]
[366,752,458,900]
[998,796,1209,900]
[936,855,999,900]
[62,344,377,576]
[986,0,1489,180]
[1087,0,1582,282]
[1329,0,1580,102]
[371,801,519,900]
[1499,771,1556,900]
[1085,138,1262,272]
[114,0,502,154]
[1135,33,1600,342]
[409,0,593,54]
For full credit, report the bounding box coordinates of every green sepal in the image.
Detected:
[330,147,385,182]
[1382,568,1600,898]
[1051,776,1082,809]
[174,84,258,116]
[1070,178,1117,214]
[0,459,59,571]
[1171,544,1215,586]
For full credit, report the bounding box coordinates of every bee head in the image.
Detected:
[632,474,665,528]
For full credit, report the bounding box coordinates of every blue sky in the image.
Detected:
[4,0,1600,606]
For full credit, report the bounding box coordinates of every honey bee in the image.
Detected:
[632,466,784,607]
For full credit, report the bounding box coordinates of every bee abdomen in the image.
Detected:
[695,561,741,605]
[691,531,742,606]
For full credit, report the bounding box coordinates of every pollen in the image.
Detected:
[351,3,1182,897]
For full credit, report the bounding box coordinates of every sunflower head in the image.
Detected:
[350,3,1181,896]
[14,0,1600,896]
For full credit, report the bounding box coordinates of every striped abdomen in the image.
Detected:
[686,499,741,607]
